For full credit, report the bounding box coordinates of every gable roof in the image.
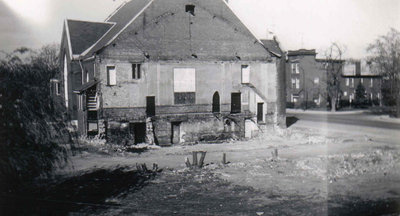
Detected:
[76,0,275,61]
[66,20,115,55]
[80,0,153,57]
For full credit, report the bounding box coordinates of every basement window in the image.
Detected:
[185,5,195,16]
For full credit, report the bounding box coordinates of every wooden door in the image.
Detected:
[146,96,155,117]
[231,93,241,113]
[171,122,181,144]
[212,92,220,113]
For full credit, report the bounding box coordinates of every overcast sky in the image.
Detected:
[1,0,399,58]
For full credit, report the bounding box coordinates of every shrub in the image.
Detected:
[0,46,75,193]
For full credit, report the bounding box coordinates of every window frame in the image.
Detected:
[241,65,250,84]
[106,65,116,86]
[314,77,320,85]
[132,63,142,80]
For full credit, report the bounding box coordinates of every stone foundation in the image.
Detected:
[102,106,252,145]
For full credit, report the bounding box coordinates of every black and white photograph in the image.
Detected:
[0,0,399,215]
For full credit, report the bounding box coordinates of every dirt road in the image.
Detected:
[59,113,400,215]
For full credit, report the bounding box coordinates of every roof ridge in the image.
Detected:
[104,0,154,48]
[105,1,128,22]
[67,18,116,25]
[220,0,276,57]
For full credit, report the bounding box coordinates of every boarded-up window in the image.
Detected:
[174,68,195,104]
[107,66,116,86]
[231,92,241,113]
[241,65,250,83]
[174,92,195,104]
[174,68,195,92]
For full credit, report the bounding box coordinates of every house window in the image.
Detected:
[291,63,299,74]
[185,5,195,16]
[291,94,299,103]
[86,70,90,83]
[346,78,350,86]
[351,78,354,87]
[241,65,250,84]
[291,78,296,89]
[231,92,241,113]
[314,77,319,84]
[56,82,60,95]
[174,68,195,104]
[291,78,300,89]
[132,64,141,79]
[344,91,348,97]
[370,78,373,87]
[50,79,60,96]
[313,94,320,105]
[107,66,116,86]
[361,78,363,84]
[175,92,195,104]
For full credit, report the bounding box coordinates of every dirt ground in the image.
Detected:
[56,117,400,215]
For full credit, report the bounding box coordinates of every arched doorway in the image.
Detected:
[212,91,220,113]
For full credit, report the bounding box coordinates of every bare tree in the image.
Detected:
[323,43,346,112]
[31,44,60,72]
[367,28,400,117]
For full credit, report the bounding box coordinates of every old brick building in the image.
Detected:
[341,60,382,106]
[55,0,286,145]
[286,49,382,109]
[286,49,328,108]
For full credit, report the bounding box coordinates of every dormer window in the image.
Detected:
[185,5,195,16]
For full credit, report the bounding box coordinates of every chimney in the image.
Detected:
[266,30,275,40]
[356,61,361,76]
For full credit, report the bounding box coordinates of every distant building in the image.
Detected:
[286,49,329,109]
[285,49,382,109]
[340,60,382,106]
[53,0,286,145]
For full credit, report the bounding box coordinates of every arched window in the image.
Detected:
[212,91,220,113]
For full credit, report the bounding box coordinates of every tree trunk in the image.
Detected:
[396,90,400,118]
[331,97,337,112]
